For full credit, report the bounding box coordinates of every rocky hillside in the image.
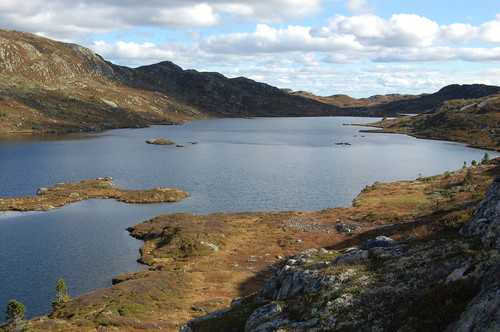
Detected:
[2,28,500,135]
[181,166,500,332]
[0,29,347,134]
[363,92,500,150]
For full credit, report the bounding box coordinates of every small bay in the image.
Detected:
[0,117,496,319]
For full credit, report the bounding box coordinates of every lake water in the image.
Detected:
[0,117,496,320]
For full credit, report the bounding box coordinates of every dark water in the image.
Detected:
[0,117,496,320]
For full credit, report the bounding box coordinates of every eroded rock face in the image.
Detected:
[245,303,282,332]
[447,263,500,332]
[449,178,500,331]
[460,175,500,249]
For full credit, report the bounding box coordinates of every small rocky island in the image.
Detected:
[146,139,175,145]
[0,177,189,211]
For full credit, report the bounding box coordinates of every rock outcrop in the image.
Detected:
[182,177,500,331]
[460,175,500,249]
[447,176,500,331]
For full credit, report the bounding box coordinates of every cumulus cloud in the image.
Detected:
[0,0,324,41]
[316,14,440,47]
[344,0,376,15]
[1,0,499,96]
[480,17,500,44]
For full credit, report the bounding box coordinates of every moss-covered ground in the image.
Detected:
[0,177,189,211]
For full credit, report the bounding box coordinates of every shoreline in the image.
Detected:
[24,159,500,330]
[0,177,189,212]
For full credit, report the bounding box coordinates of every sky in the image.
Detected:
[1,0,499,97]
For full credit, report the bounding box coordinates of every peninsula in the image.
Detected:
[28,158,500,331]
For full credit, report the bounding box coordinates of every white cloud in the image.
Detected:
[0,0,324,41]
[1,0,499,97]
[344,0,376,15]
[439,23,479,44]
[319,14,440,47]
[480,17,500,44]
[150,4,221,28]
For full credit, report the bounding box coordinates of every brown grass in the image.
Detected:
[0,177,189,211]
[29,159,500,331]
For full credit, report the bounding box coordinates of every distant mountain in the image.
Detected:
[1,28,500,134]
[0,29,345,134]
[362,91,500,151]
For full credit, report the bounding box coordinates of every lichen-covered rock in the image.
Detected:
[245,303,282,332]
[36,187,48,195]
[332,249,369,265]
[181,306,232,331]
[361,235,397,249]
[460,175,500,249]
[368,244,405,259]
[276,269,317,300]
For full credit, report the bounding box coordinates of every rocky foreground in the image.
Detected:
[183,183,500,331]
[24,158,500,331]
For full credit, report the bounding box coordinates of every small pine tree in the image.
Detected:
[51,279,70,311]
[481,152,490,164]
[4,300,32,332]
[463,168,474,185]
[462,161,467,169]
[471,160,477,167]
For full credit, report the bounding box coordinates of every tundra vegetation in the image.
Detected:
[0,177,189,212]
[26,158,500,331]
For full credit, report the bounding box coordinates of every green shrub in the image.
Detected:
[408,279,478,331]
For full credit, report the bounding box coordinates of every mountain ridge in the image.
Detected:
[2,28,500,135]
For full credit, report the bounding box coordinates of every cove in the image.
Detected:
[0,117,497,320]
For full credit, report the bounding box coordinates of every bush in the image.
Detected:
[52,279,70,311]
[4,300,32,331]
[408,279,478,331]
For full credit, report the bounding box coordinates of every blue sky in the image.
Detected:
[1,0,499,97]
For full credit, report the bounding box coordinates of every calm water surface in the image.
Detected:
[0,117,496,319]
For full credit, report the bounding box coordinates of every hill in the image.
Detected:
[0,29,348,134]
[362,92,500,151]
[2,28,500,135]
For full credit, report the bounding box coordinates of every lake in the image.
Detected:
[0,117,495,320]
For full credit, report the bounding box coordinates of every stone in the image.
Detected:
[460,175,500,249]
[446,283,500,332]
[230,297,244,307]
[245,303,283,332]
[182,306,232,330]
[368,245,405,259]
[336,224,356,235]
[199,241,218,251]
[36,187,48,195]
[260,274,279,300]
[304,275,337,294]
[361,236,397,250]
[445,263,471,284]
[332,249,369,265]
